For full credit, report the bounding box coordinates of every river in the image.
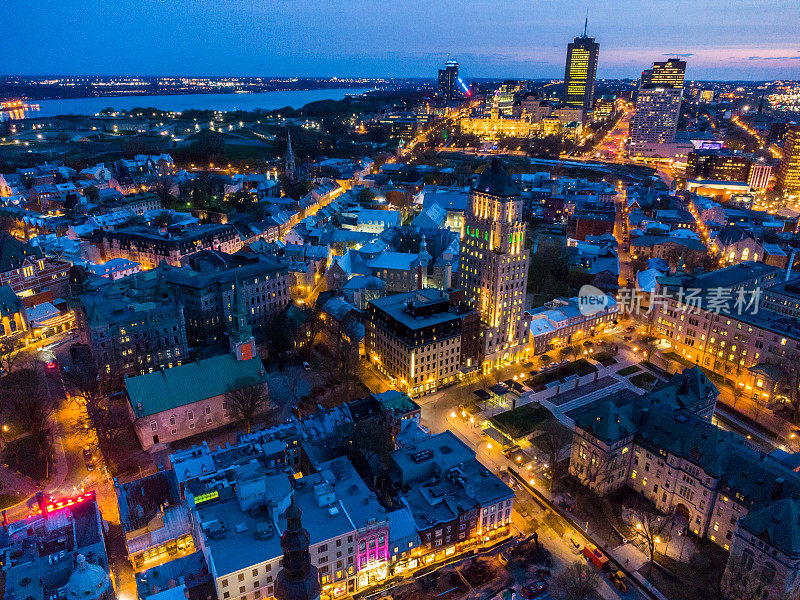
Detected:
[27,88,375,118]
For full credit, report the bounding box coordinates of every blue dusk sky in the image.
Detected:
[5,0,799,81]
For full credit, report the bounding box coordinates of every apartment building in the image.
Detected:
[528,295,618,354]
[155,251,291,346]
[188,453,387,600]
[365,288,478,398]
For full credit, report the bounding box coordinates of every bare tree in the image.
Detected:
[225,377,271,433]
[553,560,600,600]
[0,336,29,374]
[321,320,362,405]
[301,302,326,354]
[64,367,127,465]
[1,368,55,479]
[537,420,568,491]
[631,504,676,575]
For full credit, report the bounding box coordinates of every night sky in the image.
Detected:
[5,0,799,80]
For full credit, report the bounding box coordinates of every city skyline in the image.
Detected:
[4,0,800,81]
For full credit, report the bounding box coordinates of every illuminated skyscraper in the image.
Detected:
[641,58,687,89]
[777,122,800,193]
[459,158,530,369]
[563,12,599,112]
[438,60,460,105]
[629,58,687,156]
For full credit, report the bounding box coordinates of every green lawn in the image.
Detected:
[617,365,641,377]
[592,352,617,367]
[629,372,658,390]
[491,403,554,440]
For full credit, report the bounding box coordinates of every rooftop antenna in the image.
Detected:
[583,4,589,37]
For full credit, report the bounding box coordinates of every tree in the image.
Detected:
[0,337,23,374]
[357,188,376,204]
[662,247,684,271]
[538,354,553,369]
[631,505,676,575]
[344,417,394,488]
[553,560,600,600]
[538,419,567,491]
[225,377,271,434]
[321,319,363,406]
[1,368,54,479]
[83,185,100,202]
[64,367,127,466]
[301,302,326,354]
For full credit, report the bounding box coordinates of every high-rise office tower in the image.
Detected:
[459,158,530,368]
[629,58,687,156]
[641,58,687,89]
[563,11,599,112]
[777,122,800,193]
[438,60,460,104]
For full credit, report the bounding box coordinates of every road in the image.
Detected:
[577,102,634,161]
[403,372,642,600]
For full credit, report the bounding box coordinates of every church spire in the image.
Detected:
[285,129,296,183]
[274,497,321,600]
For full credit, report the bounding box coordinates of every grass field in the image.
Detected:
[491,403,554,440]
[617,365,640,376]
[629,372,658,390]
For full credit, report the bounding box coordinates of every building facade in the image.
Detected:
[777,122,800,193]
[459,159,530,368]
[563,30,599,112]
[100,224,242,269]
[629,59,686,156]
[365,288,476,398]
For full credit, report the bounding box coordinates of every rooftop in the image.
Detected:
[126,354,266,417]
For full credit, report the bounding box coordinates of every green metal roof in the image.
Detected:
[126,354,266,417]
[740,498,800,557]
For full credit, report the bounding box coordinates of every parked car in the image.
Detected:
[302,361,311,371]
[83,447,95,471]
[521,578,549,599]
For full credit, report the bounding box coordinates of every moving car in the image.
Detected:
[83,447,95,471]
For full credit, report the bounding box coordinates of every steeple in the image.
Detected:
[274,497,321,600]
[285,130,296,183]
[228,273,256,361]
